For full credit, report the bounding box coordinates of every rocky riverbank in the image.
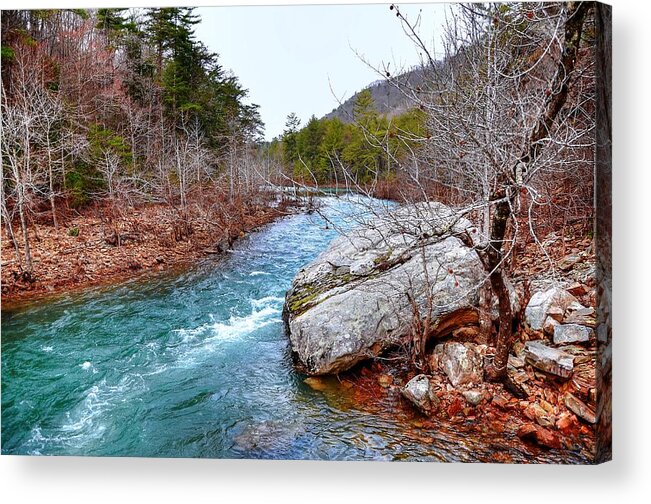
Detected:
[284,201,600,457]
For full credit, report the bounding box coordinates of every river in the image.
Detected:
[1,195,586,462]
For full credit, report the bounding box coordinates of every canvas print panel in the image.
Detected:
[0,2,611,463]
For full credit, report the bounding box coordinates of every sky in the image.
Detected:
[193,3,447,140]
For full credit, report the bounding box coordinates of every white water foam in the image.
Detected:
[169,303,282,368]
[250,296,284,310]
[41,345,54,353]
[249,271,270,277]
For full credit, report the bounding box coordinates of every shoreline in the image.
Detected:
[1,200,300,310]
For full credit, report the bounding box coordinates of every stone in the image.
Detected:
[284,202,485,375]
[558,254,581,271]
[563,304,597,328]
[564,393,596,424]
[401,374,439,414]
[553,324,593,345]
[462,390,483,406]
[524,341,574,378]
[547,306,565,322]
[556,412,575,430]
[524,402,555,428]
[492,394,509,409]
[303,377,329,392]
[543,316,560,336]
[517,423,561,449]
[524,287,578,332]
[377,374,393,388]
[233,420,302,452]
[452,326,480,340]
[433,342,484,387]
[566,282,587,296]
[508,354,525,369]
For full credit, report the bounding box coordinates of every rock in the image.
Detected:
[547,306,565,323]
[517,423,561,449]
[492,394,509,409]
[508,367,529,385]
[284,202,485,375]
[304,377,329,392]
[233,420,302,452]
[452,326,480,340]
[401,374,439,414]
[566,282,587,296]
[433,342,484,387]
[556,412,575,431]
[524,402,555,428]
[553,324,593,345]
[524,287,578,332]
[564,393,596,424]
[524,341,574,378]
[543,316,560,336]
[462,390,483,406]
[377,374,393,388]
[558,254,581,271]
[508,354,525,369]
[563,305,597,328]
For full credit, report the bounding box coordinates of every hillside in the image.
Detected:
[324,66,426,122]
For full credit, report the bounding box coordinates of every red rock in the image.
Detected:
[517,423,561,449]
[447,397,463,417]
[566,282,587,296]
[491,394,509,409]
[556,412,575,431]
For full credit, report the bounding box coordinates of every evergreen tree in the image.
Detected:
[282,113,301,168]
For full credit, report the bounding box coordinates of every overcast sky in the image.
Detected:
[193,3,446,140]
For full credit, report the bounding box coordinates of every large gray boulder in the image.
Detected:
[283,202,485,375]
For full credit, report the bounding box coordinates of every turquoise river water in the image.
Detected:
[1,196,586,462]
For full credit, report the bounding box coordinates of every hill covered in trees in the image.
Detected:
[323,66,426,123]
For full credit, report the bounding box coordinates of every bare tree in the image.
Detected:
[294,3,594,382]
[379,2,594,381]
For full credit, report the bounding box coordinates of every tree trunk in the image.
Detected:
[17,186,33,276]
[483,197,513,382]
[484,2,590,382]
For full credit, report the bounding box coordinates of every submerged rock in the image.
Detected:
[283,202,485,375]
[524,341,574,379]
[233,420,302,453]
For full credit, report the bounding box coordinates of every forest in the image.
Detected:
[1,7,274,295]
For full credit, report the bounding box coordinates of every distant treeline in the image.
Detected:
[264,89,428,185]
